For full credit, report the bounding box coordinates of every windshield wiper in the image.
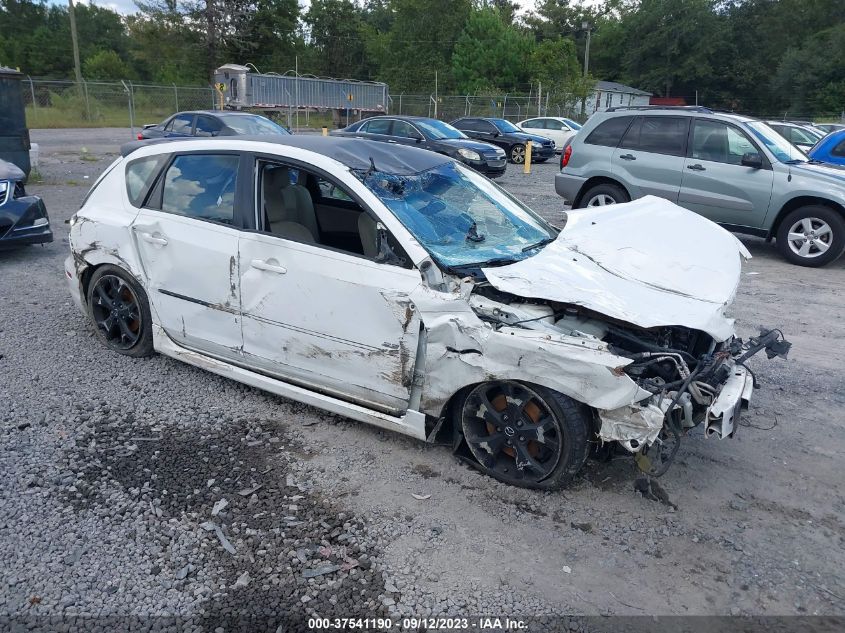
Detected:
[521,236,555,253]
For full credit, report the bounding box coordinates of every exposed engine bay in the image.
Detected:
[466,282,791,476]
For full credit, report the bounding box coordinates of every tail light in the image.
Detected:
[137,133,143,140]
[561,144,572,169]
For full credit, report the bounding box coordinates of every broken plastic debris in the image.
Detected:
[211,498,228,516]
[213,526,237,555]
[199,521,216,532]
[238,484,263,497]
[302,564,341,579]
[232,571,251,588]
[411,493,431,500]
[562,566,572,574]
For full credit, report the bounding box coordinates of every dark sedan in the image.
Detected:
[333,116,508,178]
[450,117,555,164]
[138,111,291,140]
[0,159,52,249]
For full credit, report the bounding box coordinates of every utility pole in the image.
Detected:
[434,70,438,119]
[68,0,83,86]
[538,81,542,116]
[582,21,591,78]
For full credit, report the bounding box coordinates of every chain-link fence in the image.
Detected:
[23,78,216,130]
[387,94,585,123]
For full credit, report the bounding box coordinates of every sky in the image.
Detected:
[52,0,543,18]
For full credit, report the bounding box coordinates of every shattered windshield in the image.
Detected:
[358,162,556,268]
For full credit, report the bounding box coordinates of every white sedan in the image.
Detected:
[517,117,582,152]
[65,136,789,488]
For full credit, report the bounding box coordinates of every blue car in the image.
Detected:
[808,129,845,166]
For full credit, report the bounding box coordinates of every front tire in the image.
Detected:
[457,381,590,490]
[776,205,845,267]
[86,265,154,357]
[577,183,630,208]
[510,144,526,164]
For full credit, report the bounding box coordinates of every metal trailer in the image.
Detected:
[214,64,388,124]
[0,67,31,178]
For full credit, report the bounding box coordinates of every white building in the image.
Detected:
[585,81,652,115]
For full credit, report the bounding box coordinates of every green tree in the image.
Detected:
[451,8,532,93]
[305,0,366,78]
[83,49,131,80]
[529,37,592,110]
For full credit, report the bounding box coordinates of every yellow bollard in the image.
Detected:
[322,126,328,137]
[523,140,532,174]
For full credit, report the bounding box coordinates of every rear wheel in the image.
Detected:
[86,265,153,357]
[577,183,630,208]
[776,205,845,267]
[458,381,590,489]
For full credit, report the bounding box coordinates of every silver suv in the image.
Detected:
[556,106,845,266]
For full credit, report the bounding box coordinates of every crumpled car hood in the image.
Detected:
[482,196,751,341]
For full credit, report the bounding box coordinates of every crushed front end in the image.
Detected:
[600,323,791,475]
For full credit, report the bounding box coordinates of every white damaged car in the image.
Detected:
[65,136,790,489]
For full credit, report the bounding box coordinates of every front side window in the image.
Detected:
[195,116,222,137]
[161,154,239,224]
[621,116,688,156]
[392,120,421,139]
[217,114,288,135]
[358,162,555,269]
[415,119,464,140]
[126,155,165,207]
[831,139,845,158]
[169,114,194,134]
[691,120,757,165]
[545,119,566,130]
[363,119,392,135]
[489,119,520,133]
[585,116,633,147]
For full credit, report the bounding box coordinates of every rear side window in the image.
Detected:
[126,155,165,207]
[584,116,633,147]
[195,116,222,137]
[832,140,845,158]
[161,154,239,224]
[167,114,194,134]
[521,119,543,129]
[621,116,688,156]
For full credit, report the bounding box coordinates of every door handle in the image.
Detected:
[250,259,287,274]
[619,153,636,160]
[687,164,706,171]
[137,231,168,245]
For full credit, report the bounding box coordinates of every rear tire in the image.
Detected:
[577,183,630,208]
[775,205,845,267]
[86,265,154,357]
[457,381,590,490]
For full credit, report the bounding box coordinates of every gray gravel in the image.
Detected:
[0,128,843,630]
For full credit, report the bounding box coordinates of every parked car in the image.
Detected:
[0,159,52,249]
[815,123,845,134]
[516,116,581,152]
[64,135,789,489]
[808,129,845,167]
[555,106,845,266]
[765,121,825,152]
[333,115,507,178]
[138,111,291,140]
[451,117,556,164]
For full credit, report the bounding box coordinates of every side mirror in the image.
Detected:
[413,134,424,143]
[741,152,763,168]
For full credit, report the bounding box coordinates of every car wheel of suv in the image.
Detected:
[458,381,590,490]
[86,265,154,357]
[578,183,630,208]
[776,206,845,267]
[510,144,526,164]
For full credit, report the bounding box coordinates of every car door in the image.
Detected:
[238,157,422,414]
[355,118,394,142]
[131,151,247,360]
[611,115,689,202]
[163,113,195,138]
[678,118,774,228]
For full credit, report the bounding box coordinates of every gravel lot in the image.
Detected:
[1,128,843,630]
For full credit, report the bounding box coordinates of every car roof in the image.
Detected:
[120,135,452,176]
[173,110,264,117]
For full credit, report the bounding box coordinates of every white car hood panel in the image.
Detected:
[482,196,751,341]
